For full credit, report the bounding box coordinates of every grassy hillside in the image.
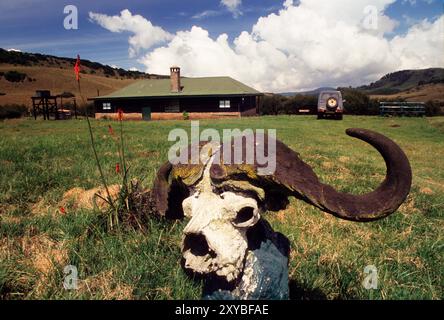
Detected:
[370,83,444,103]
[0,48,163,80]
[0,48,167,107]
[360,68,444,95]
[0,64,138,106]
[0,116,442,299]
[278,69,444,103]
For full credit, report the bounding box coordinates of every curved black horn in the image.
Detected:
[151,162,173,217]
[154,129,412,222]
[278,128,412,221]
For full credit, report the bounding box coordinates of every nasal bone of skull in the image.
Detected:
[202,222,249,259]
[183,222,249,281]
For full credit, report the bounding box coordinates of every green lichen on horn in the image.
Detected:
[171,164,205,186]
[215,180,266,202]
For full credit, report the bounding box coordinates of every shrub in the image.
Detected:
[260,93,330,115]
[285,94,317,114]
[77,103,96,117]
[0,104,28,119]
[4,71,27,82]
[183,111,189,120]
[259,95,286,115]
[339,88,379,115]
[369,88,401,95]
[103,67,115,77]
[425,100,442,117]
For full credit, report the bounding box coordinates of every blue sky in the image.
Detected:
[1,0,281,68]
[0,0,441,68]
[0,0,442,91]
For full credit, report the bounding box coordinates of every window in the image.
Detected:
[102,102,111,110]
[219,100,230,109]
[165,100,180,113]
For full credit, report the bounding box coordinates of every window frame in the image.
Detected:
[219,100,231,109]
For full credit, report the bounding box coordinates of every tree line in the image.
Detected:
[258,88,442,116]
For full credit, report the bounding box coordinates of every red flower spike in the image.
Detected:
[117,109,124,121]
[59,207,66,214]
[108,125,114,136]
[116,163,120,174]
[74,55,81,81]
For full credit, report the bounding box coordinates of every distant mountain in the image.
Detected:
[358,68,444,95]
[279,87,336,97]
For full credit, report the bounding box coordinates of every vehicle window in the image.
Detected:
[322,93,331,99]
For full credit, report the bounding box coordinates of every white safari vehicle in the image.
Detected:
[317,90,344,120]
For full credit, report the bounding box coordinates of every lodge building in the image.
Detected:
[92,67,262,120]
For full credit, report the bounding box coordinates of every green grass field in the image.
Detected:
[0,116,443,300]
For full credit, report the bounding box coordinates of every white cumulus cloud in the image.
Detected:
[390,17,444,69]
[192,10,220,20]
[91,2,444,92]
[221,0,242,17]
[89,9,173,57]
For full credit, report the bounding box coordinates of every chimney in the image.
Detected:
[170,66,181,93]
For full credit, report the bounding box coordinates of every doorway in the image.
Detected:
[142,107,151,121]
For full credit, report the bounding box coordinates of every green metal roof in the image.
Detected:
[94,77,261,99]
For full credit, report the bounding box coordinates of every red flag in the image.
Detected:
[74,54,81,81]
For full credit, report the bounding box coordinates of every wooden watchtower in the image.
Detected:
[31,90,59,120]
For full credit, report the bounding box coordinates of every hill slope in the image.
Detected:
[369,83,444,102]
[0,64,138,106]
[359,68,444,95]
[280,69,444,102]
[0,48,167,106]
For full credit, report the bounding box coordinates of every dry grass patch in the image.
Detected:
[398,196,421,216]
[0,204,17,215]
[21,235,67,273]
[59,185,121,211]
[0,237,15,260]
[30,197,52,216]
[0,215,23,224]
[382,248,425,270]
[78,270,134,300]
[419,186,435,195]
[3,234,69,296]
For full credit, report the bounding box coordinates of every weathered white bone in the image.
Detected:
[182,150,260,283]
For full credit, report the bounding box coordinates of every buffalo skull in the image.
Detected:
[150,129,412,299]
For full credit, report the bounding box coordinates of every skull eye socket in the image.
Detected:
[233,206,255,227]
